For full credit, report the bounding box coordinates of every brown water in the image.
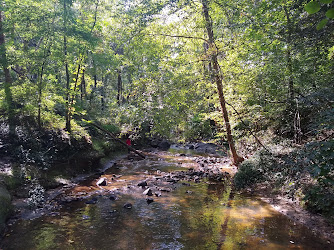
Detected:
[1,150,332,250]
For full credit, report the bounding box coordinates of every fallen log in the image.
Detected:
[88,122,146,159]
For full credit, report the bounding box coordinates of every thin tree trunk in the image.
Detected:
[63,0,71,133]
[70,63,81,105]
[117,69,122,106]
[81,68,85,103]
[90,122,145,159]
[38,64,44,129]
[201,0,243,165]
[0,10,15,136]
[284,6,294,101]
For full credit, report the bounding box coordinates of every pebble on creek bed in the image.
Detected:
[123,203,133,209]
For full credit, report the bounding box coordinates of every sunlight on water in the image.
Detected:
[1,152,331,250]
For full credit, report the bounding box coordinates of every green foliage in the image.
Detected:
[316,18,329,30]
[304,183,334,218]
[305,1,321,14]
[234,160,264,190]
[184,114,213,141]
[325,8,334,18]
[306,140,334,186]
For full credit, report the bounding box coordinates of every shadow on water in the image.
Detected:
[1,150,332,250]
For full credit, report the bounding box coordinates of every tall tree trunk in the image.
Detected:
[117,69,122,106]
[38,64,45,129]
[63,0,71,133]
[0,10,15,136]
[81,68,86,103]
[284,6,294,102]
[201,0,243,165]
[80,68,86,109]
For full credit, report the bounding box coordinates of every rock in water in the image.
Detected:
[109,195,117,200]
[143,188,153,196]
[158,140,171,150]
[85,199,97,204]
[146,198,154,204]
[123,203,132,209]
[96,177,107,186]
[137,181,148,187]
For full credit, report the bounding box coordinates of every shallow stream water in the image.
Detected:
[1,149,332,249]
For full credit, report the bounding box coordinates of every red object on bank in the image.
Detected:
[126,138,131,146]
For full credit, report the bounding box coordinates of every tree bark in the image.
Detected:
[117,69,122,106]
[38,64,44,129]
[284,6,294,101]
[0,10,15,136]
[201,0,243,165]
[80,68,86,103]
[63,0,71,133]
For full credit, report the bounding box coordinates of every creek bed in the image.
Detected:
[1,149,332,249]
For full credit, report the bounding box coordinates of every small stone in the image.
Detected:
[96,177,107,186]
[159,188,171,192]
[85,199,97,204]
[138,181,148,187]
[109,195,117,200]
[186,190,192,194]
[143,188,153,196]
[154,192,162,197]
[146,198,154,204]
[123,203,132,209]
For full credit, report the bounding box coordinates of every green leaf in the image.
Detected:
[305,1,321,14]
[326,8,334,18]
[317,18,329,29]
[320,0,333,3]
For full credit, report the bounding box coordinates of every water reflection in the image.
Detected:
[1,152,332,250]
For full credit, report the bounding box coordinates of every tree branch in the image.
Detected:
[225,101,272,154]
[147,33,209,43]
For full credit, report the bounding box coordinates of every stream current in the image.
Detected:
[1,148,332,249]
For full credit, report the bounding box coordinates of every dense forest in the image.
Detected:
[0,0,333,246]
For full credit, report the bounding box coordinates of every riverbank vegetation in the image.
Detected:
[0,0,333,232]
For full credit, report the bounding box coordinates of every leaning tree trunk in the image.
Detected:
[0,10,15,136]
[201,0,243,165]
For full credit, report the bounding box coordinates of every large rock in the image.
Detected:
[158,140,171,150]
[0,184,12,234]
[194,142,220,155]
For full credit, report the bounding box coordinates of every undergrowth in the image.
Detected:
[234,139,334,220]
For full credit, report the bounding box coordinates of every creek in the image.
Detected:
[0,148,331,249]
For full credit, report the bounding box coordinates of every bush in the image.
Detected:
[304,183,334,220]
[184,114,213,141]
[234,160,264,189]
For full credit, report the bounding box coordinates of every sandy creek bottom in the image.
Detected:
[1,149,332,250]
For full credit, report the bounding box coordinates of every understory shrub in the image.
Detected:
[234,160,264,189]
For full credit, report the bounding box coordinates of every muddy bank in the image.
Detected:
[245,184,334,244]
